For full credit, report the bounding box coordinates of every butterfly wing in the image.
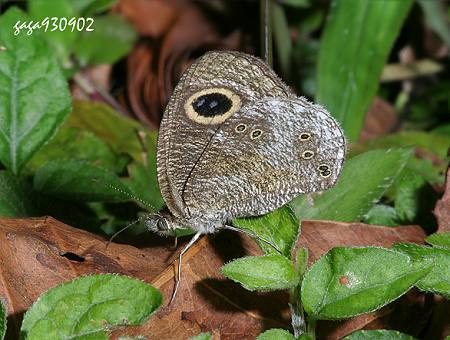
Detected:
[182,97,346,219]
[157,51,295,218]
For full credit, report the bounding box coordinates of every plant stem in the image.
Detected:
[307,316,317,340]
[73,72,129,117]
[289,286,306,337]
[260,0,273,67]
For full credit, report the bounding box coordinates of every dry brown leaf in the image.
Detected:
[115,1,245,127]
[0,217,288,339]
[0,216,174,338]
[295,220,428,339]
[360,96,398,142]
[295,220,426,264]
[0,217,431,339]
[434,167,450,232]
[114,0,178,38]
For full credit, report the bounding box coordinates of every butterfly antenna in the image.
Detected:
[106,218,140,249]
[92,178,157,211]
[169,232,202,305]
[106,212,163,248]
[224,225,282,255]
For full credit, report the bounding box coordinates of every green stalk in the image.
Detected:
[260,0,273,67]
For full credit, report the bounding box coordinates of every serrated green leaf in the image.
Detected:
[393,243,450,298]
[33,160,133,202]
[70,101,145,162]
[0,7,72,174]
[363,204,400,227]
[190,332,212,340]
[0,299,6,340]
[257,328,295,340]
[27,127,129,174]
[317,0,413,141]
[344,329,417,340]
[74,15,137,66]
[20,274,162,340]
[0,171,38,217]
[233,206,298,258]
[291,148,412,222]
[222,255,298,291]
[426,233,450,249]
[301,247,432,320]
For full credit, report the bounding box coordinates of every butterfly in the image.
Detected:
[144,51,346,300]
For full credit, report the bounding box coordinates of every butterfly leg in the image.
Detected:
[169,232,202,304]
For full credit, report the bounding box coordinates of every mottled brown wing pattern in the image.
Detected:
[183,98,346,219]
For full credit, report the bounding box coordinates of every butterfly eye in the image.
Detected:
[235,124,247,132]
[250,129,262,139]
[299,133,311,141]
[157,218,169,231]
[302,150,315,160]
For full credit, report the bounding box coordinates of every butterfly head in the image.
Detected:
[142,213,176,236]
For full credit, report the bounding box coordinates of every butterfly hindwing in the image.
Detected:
[182,98,346,219]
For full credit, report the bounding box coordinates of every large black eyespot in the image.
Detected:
[192,93,233,117]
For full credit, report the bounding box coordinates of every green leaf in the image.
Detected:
[70,101,145,162]
[272,3,291,79]
[74,15,137,66]
[222,255,298,291]
[291,148,412,222]
[279,0,310,7]
[350,131,450,185]
[0,299,6,340]
[0,171,38,217]
[28,0,78,67]
[426,233,450,249]
[27,127,129,174]
[0,7,72,174]
[190,332,212,340]
[317,0,413,141]
[34,160,133,202]
[301,247,432,320]
[394,243,450,298]
[391,168,437,226]
[124,133,164,212]
[233,206,299,258]
[352,131,450,162]
[344,329,417,340]
[257,328,295,340]
[417,0,450,47]
[295,247,309,277]
[363,204,400,227]
[433,124,450,137]
[71,0,118,15]
[20,274,162,340]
